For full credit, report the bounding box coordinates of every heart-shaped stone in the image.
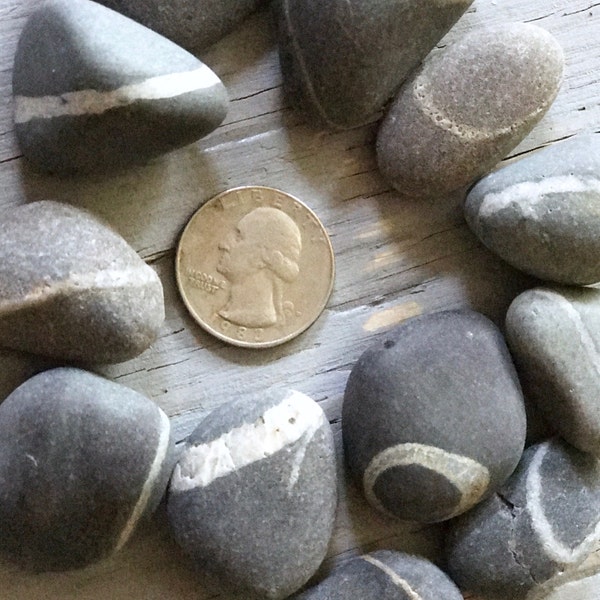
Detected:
[0,201,164,364]
[96,0,266,51]
[275,0,474,129]
[13,0,228,174]
[377,23,564,200]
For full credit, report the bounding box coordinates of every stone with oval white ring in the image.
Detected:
[446,438,600,599]
[167,389,337,600]
[342,309,526,522]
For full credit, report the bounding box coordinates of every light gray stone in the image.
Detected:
[292,550,462,599]
[526,565,600,600]
[13,0,228,174]
[506,286,600,456]
[0,201,164,364]
[0,367,174,570]
[275,0,474,129]
[167,389,337,599]
[446,439,600,599]
[342,309,526,523]
[96,0,265,51]
[465,134,600,285]
[377,23,564,200]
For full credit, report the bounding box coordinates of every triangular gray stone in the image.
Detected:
[275,0,474,129]
[0,201,164,364]
[13,0,228,174]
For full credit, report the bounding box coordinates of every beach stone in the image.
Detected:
[0,201,164,364]
[342,309,526,523]
[292,550,462,599]
[167,389,336,599]
[97,0,265,51]
[526,565,600,600]
[377,23,564,200]
[465,134,600,285]
[0,367,173,570]
[446,438,600,599]
[506,286,600,456]
[13,0,228,174]
[275,0,474,129]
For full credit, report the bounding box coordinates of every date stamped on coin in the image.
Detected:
[175,186,335,348]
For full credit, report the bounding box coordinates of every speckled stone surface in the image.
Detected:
[0,368,173,571]
[0,201,164,364]
[97,0,265,50]
[292,550,462,599]
[376,23,564,200]
[275,0,474,129]
[342,309,526,523]
[465,134,600,285]
[506,286,600,456]
[13,0,228,174]
[446,439,600,599]
[167,389,337,600]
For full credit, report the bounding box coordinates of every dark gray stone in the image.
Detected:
[342,309,526,523]
[275,0,474,129]
[96,0,265,51]
[506,286,600,456]
[167,389,337,599]
[0,201,164,364]
[292,550,462,599]
[446,439,600,599]
[465,134,600,285]
[0,350,36,404]
[0,367,173,570]
[377,23,564,200]
[13,0,228,174]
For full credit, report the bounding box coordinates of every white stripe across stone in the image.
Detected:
[477,176,600,220]
[362,555,422,600]
[526,441,600,564]
[14,65,221,124]
[363,442,490,518]
[115,408,171,552]
[171,391,325,493]
[0,266,159,316]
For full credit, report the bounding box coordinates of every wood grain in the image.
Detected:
[0,0,599,598]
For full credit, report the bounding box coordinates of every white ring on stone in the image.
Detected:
[363,442,490,519]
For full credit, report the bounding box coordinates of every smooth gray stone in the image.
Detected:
[506,286,600,456]
[342,309,526,523]
[0,201,164,364]
[0,367,174,570]
[275,0,474,129]
[377,23,564,200]
[167,389,337,600]
[13,0,228,174]
[446,439,600,599]
[96,0,265,51]
[465,134,600,285]
[292,550,462,599]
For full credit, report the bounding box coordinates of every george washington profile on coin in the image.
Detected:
[216,207,302,328]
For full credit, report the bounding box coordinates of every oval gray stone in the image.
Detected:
[0,201,164,364]
[292,550,462,599]
[506,286,600,456]
[96,0,265,51]
[446,439,600,599]
[275,0,474,129]
[167,389,337,600]
[465,134,600,285]
[13,0,228,174]
[376,23,564,200]
[342,309,526,523]
[0,367,174,570]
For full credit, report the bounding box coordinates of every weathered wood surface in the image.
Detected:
[0,0,599,598]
